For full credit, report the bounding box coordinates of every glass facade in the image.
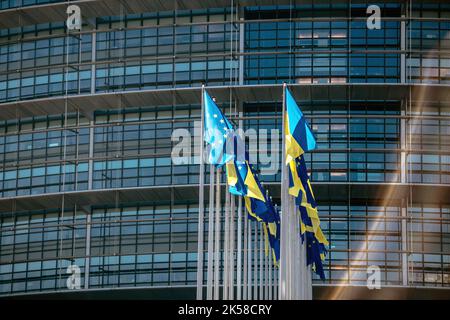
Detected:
[0,1,449,298]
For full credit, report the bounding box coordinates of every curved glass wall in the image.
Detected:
[0,203,448,295]
[0,5,450,102]
[0,100,449,199]
[0,1,449,298]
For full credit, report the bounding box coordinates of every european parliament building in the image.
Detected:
[0,0,449,300]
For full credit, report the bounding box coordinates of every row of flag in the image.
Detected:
[203,90,281,266]
[200,85,328,298]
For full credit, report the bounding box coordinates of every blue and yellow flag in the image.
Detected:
[203,90,235,167]
[303,230,327,280]
[206,92,281,267]
[284,86,328,279]
[228,158,281,265]
[285,87,316,164]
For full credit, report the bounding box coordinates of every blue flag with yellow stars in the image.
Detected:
[203,90,235,167]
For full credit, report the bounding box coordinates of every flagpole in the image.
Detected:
[279,82,287,300]
[293,198,298,299]
[236,197,243,300]
[237,111,244,300]
[307,265,313,299]
[213,168,222,300]
[274,260,278,300]
[247,220,252,300]
[253,221,258,299]
[243,206,248,300]
[224,190,230,299]
[292,199,300,299]
[196,85,206,300]
[287,198,293,299]
[259,224,263,299]
[230,195,236,299]
[268,248,272,300]
[206,163,215,300]
[264,235,269,299]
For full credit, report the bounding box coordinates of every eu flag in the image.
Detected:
[203,90,235,167]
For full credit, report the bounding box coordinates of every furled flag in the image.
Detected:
[224,137,281,265]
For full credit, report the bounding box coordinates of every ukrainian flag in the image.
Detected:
[285,87,316,164]
[227,157,281,265]
[284,86,328,279]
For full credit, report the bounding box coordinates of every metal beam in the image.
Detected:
[2,0,443,29]
[0,182,449,214]
[2,84,450,121]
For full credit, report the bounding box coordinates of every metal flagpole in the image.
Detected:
[243,206,248,300]
[301,228,307,300]
[292,199,301,299]
[287,198,293,299]
[247,220,252,300]
[224,190,230,299]
[286,197,291,299]
[213,168,222,300]
[274,260,278,300]
[253,222,258,299]
[279,83,287,300]
[206,163,215,300]
[268,249,272,300]
[230,195,236,299]
[237,197,243,300]
[274,204,278,300]
[264,235,269,299]
[307,265,313,299]
[196,85,206,300]
[259,225,264,299]
[298,207,303,299]
[237,111,244,300]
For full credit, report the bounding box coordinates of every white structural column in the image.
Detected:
[88,121,95,190]
[400,13,406,84]
[402,199,409,286]
[90,31,96,94]
[84,209,92,289]
[239,17,245,85]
